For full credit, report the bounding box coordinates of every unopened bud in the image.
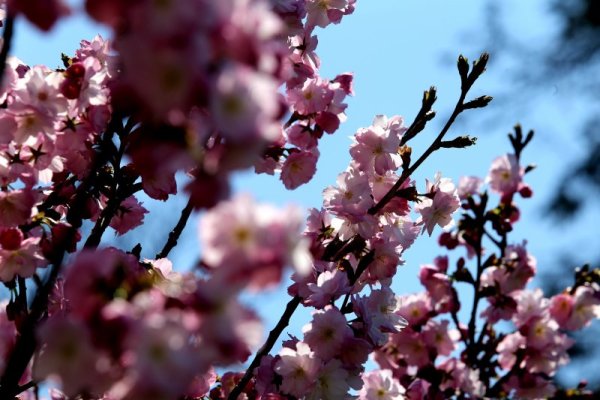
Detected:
[462,95,493,110]
[457,55,469,83]
[439,135,478,149]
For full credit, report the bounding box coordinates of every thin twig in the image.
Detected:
[227,296,302,400]
[155,197,194,260]
[451,311,469,348]
[368,86,469,215]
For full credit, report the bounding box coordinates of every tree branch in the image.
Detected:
[155,197,194,260]
[227,296,302,400]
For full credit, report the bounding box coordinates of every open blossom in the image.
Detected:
[287,77,333,115]
[353,286,408,346]
[415,173,460,236]
[457,175,483,200]
[486,153,531,201]
[305,0,356,29]
[211,64,281,143]
[275,341,321,398]
[550,286,600,330]
[349,115,404,175]
[117,312,203,399]
[396,292,432,327]
[302,306,353,361]
[0,237,46,282]
[280,148,319,189]
[107,195,149,236]
[306,359,352,400]
[421,319,456,356]
[358,369,405,400]
[199,193,312,289]
[304,268,350,308]
[323,169,374,221]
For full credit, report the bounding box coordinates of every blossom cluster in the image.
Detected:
[210,112,465,399]
[0,34,119,282]
[0,0,597,399]
[368,133,600,399]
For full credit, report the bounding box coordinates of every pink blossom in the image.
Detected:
[395,292,432,327]
[285,122,318,150]
[457,175,483,200]
[108,195,149,236]
[184,368,217,399]
[288,34,320,71]
[405,379,430,400]
[305,268,350,308]
[280,148,319,189]
[438,358,485,398]
[365,237,402,284]
[418,257,456,313]
[497,331,527,370]
[353,286,408,346]
[211,64,281,142]
[0,237,46,282]
[415,173,460,236]
[548,292,573,327]
[200,193,312,288]
[421,319,456,356]
[302,305,353,361]
[486,153,523,201]
[560,286,600,330]
[287,77,333,115]
[380,215,420,250]
[323,169,374,221]
[306,0,355,29]
[350,115,404,175]
[371,172,411,215]
[63,248,144,320]
[389,328,430,367]
[358,369,405,400]
[306,359,352,400]
[118,311,204,399]
[505,373,556,399]
[523,316,560,350]
[512,289,548,328]
[275,341,321,398]
[0,189,35,227]
[33,317,114,397]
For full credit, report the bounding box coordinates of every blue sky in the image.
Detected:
[12,0,598,388]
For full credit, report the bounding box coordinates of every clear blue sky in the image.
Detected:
[12,0,598,388]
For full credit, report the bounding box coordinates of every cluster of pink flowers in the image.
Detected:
[0,33,129,282]
[257,0,356,189]
[0,1,359,398]
[0,1,597,399]
[369,145,600,399]
[28,248,266,399]
[208,113,464,399]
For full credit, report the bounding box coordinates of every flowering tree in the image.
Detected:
[0,1,598,399]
